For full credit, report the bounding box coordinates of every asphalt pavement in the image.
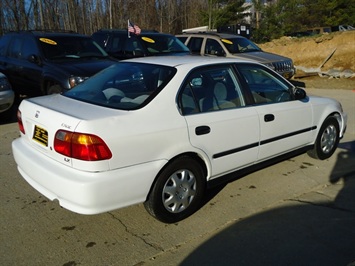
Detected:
[1,88,354,266]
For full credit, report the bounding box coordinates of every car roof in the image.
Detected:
[123,55,254,68]
[177,32,245,39]
[5,30,88,38]
[94,29,174,36]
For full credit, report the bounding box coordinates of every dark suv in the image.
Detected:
[92,29,190,60]
[0,31,118,95]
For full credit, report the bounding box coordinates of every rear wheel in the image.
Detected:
[144,156,206,223]
[308,116,339,160]
[47,84,63,94]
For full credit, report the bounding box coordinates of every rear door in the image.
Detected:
[179,64,260,179]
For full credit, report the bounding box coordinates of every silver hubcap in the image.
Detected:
[162,169,197,213]
[320,124,337,154]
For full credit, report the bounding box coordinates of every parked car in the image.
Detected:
[288,31,314,38]
[306,27,332,35]
[12,56,347,223]
[176,32,295,79]
[0,30,118,96]
[331,25,355,32]
[92,29,190,60]
[0,72,15,121]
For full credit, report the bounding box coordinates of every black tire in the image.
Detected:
[47,84,63,94]
[307,116,340,160]
[144,156,206,223]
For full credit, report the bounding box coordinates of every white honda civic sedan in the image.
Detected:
[12,56,347,223]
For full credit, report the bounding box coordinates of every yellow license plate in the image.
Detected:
[33,125,48,147]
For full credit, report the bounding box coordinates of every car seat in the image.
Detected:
[200,82,236,111]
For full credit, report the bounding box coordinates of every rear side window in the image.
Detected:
[187,37,203,54]
[8,37,22,58]
[107,34,126,53]
[179,65,245,115]
[64,62,176,110]
[176,36,187,43]
[0,35,11,56]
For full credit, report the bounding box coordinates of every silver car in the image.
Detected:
[177,32,295,79]
[0,72,15,121]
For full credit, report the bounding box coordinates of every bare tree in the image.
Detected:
[0,0,239,35]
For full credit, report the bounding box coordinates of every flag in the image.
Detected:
[128,20,141,36]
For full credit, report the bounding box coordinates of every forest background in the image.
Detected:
[1,0,354,43]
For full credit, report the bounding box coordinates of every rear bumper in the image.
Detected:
[12,137,166,215]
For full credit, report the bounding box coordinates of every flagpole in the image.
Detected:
[128,19,130,38]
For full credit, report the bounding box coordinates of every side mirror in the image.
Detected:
[294,87,307,100]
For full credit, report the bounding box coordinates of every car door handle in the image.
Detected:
[264,114,275,122]
[195,126,210,136]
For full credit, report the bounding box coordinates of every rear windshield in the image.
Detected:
[64,62,176,110]
[38,36,108,60]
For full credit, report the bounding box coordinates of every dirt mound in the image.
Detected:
[259,31,355,72]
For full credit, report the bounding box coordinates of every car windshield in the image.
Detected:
[139,35,190,55]
[222,37,261,54]
[64,62,176,110]
[38,36,108,60]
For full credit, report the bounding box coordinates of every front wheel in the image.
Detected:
[144,156,206,223]
[308,116,340,160]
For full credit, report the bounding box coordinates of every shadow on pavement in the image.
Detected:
[181,141,355,266]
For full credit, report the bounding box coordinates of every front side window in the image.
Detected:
[205,39,225,56]
[124,37,144,57]
[64,62,176,110]
[179,65,245,115]
[237,64,293,104]
[22,37,38,58]
[92,33,109,48]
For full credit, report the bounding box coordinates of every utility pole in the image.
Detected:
[253,0,261,29]
[208,0,212,30]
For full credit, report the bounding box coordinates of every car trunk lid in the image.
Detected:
[18,94,118,171]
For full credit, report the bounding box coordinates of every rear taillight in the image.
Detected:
[17,110,25,134]
[54,130,112,161]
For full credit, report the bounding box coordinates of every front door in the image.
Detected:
[236,63,313,161]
